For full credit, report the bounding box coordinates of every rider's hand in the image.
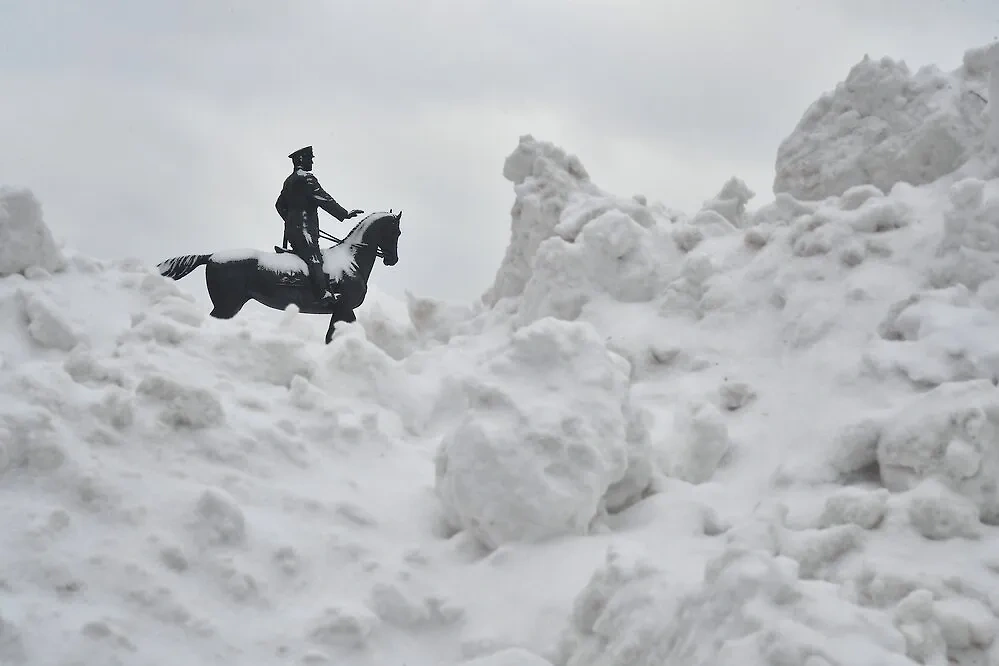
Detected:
[347,209,363,219]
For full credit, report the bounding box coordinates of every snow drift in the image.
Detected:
[4,40,999,666]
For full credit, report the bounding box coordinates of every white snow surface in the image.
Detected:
[5,43,999,666]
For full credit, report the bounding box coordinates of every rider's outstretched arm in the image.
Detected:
[304,173,349,221]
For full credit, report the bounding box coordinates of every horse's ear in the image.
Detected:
[396,210,403,222]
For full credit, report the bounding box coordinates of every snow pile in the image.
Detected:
[774,45,995,201]
[6,40,999,666]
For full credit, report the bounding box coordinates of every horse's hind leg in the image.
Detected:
[206,264,251,319]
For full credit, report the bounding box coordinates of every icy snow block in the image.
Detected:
[774,54,988,201]
[0,187,66,277]
[877,379,999,524]
[434,318,649,550]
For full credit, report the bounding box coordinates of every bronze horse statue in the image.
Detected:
[157,210,402,343]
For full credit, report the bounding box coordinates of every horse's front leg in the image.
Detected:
[324,285,362,344]
[325,305,358,344]
[325,312,340,344]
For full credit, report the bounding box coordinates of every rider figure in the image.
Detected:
[275,145,362,299]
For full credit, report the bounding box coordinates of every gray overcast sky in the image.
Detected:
[2,0,998,306]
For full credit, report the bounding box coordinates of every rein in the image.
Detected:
[318,228,385,258]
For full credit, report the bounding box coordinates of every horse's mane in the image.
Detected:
[330,211,393,250]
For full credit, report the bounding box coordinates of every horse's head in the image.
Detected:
[371,210,402,267]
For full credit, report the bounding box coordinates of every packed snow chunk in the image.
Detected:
[368,581,463,628]
[604,404,655,514]
[933,596,997,650]
[839,184,886,211]
[190,487,247,548]
[718,380,757,412]
[434,318,650,549]
[64,347,126,387]
[553,544,676,666]
[986,42,999,150]
[516,210,678,325]
[929,177,999,290]
[0,406,68,479]
[459,647,554,666]
[700,177,756,228]
[777,523,865,580]
[659,252,716,318]
[323,323,425,433]
[665,401,732,484]
[818,487,890,530]
[876,379,999,523]
[406,291,475,345]
[0,187,66,277]
[502,133,590,187]
[485,135,595,306]
[748,192,817,228]
[17,288,83,351]
[306,603,380,649]
[0,612,26,664]
[904,478,982,540]
[893,589,948,665]
[867,289,999,386]
[135,375,225,430]
[774,51,989,201]
[557,545,910,666]
[211,333,315,387]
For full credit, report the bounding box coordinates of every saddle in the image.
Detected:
[272,246,339,300]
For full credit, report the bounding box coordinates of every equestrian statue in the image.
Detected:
[156,145,402,344]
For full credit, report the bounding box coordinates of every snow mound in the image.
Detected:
[433,317,653,550]
[774,47,993,201]
[0,187,66,277]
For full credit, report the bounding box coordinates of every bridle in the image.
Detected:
[317,212,400,259]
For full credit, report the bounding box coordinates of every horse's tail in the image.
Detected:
[156,254,213,281]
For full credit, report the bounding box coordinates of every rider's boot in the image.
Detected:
[307,261,328,300]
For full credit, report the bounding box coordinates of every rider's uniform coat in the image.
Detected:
[275,168,350,297]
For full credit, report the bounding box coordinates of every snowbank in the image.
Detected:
[774,46,994,201]
[7,38,999,666]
